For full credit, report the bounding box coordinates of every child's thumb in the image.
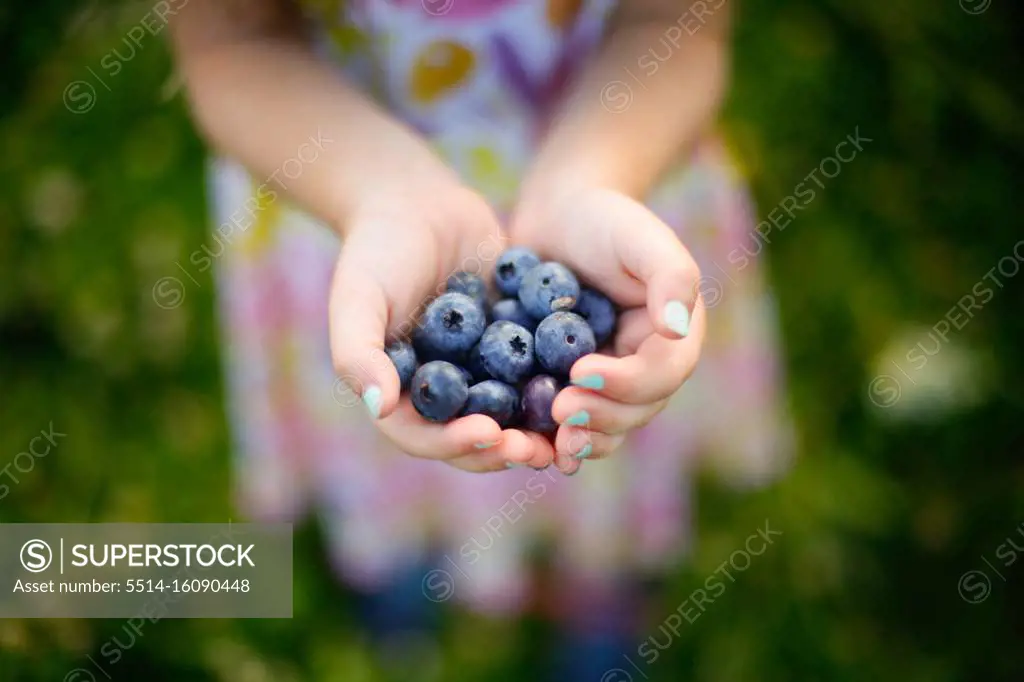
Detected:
[612,202,701,341]
[328,262,401,420]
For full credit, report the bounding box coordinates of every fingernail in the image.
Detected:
[565,464,582,477]
[571,374,605,390]
[362,385,382,419]
[574,444,593,460]
[664,300,691,337]
[506,462,526,469]
[566,410,590,427]
[475,441,500,450]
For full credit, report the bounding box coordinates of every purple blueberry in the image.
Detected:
[462,380,519,427]
[494,246,541,296]
[417,292,486,356]
[410,361,469,423]
[446,271,488,307]
[521,375,560,434]
[478,320,535,384]
[518,262,580,319]
[573,288,616,346]
[490,298,537,331]
[534,311,596,376]
[384,340,418,391]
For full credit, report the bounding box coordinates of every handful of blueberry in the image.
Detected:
[386,247,616,434]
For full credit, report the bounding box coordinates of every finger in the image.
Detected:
[612,308,654,357]
[607,192,701,340]
[329,256,401,420]
[490,428,549,468]
[523,429,556,468]
[552,387,667,435]
[555,426,625,464]
[446,427,555,473]
[444,448,518,473]
[378,401,503,459]
[569,303,706,404]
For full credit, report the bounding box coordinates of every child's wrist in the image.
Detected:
[511,177,611,249]
[330,152,461,236]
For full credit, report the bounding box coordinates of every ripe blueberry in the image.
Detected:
[518,262,580,319]
[466,343,492,382]
[534,311,596,375]
[521,375,560,434]
[417,292,486,356]
[494,246,541,296]
[385,340,418,391]
[462,380,519,427]
[573,288,616,346]
[446,271,488,307]
[410,361,470,423]
[491,298,537,331]
[478,321,535,384]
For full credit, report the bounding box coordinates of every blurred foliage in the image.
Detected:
[1,0,1023,680]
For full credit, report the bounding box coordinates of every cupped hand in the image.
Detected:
[511,186,706,474]
[330,181,553,472]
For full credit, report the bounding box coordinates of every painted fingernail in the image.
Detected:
[663,300,691,337]
[362,385,383,419]
[505,462,526,469]
[475,441,500,450]
[566,410,590,427]
[574,444,593,460]
[571,374,605,390]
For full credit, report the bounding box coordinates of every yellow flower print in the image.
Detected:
[410,41,476,104]
[546,0,583,31]
[239,179,282,257]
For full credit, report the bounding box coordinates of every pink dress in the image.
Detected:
[209,0,792,615]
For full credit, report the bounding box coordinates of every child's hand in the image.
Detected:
[512,186,706,474]
[330,183,553,472]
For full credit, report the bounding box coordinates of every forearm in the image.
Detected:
[520,1,731,210]
[170,2,453,234]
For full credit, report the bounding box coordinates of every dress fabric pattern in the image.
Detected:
[209,0,792,613]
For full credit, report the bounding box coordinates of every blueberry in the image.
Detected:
[573,288,616,346]
[490,298,537,331]
[521,375,560,434]
[494,246,541,296]
[462,380,519,427]
[384,340,418,391]
[417,292,486,356]
[411,327,466,364]
[446,271,488,306]
[518,262,580,319]
[466,343,493,382]
[410,361,469,423]
[478,321,535,384]
[534,311,596,376]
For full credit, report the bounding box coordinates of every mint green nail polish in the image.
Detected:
[506,462,526,469]
[475,441,499,450]
[566,410,590,426]
[574,444,593,460]
[362,385,382,419]
[571,375,605,390]
[664,300,691,337]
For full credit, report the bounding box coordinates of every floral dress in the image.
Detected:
[208,0,792,616]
